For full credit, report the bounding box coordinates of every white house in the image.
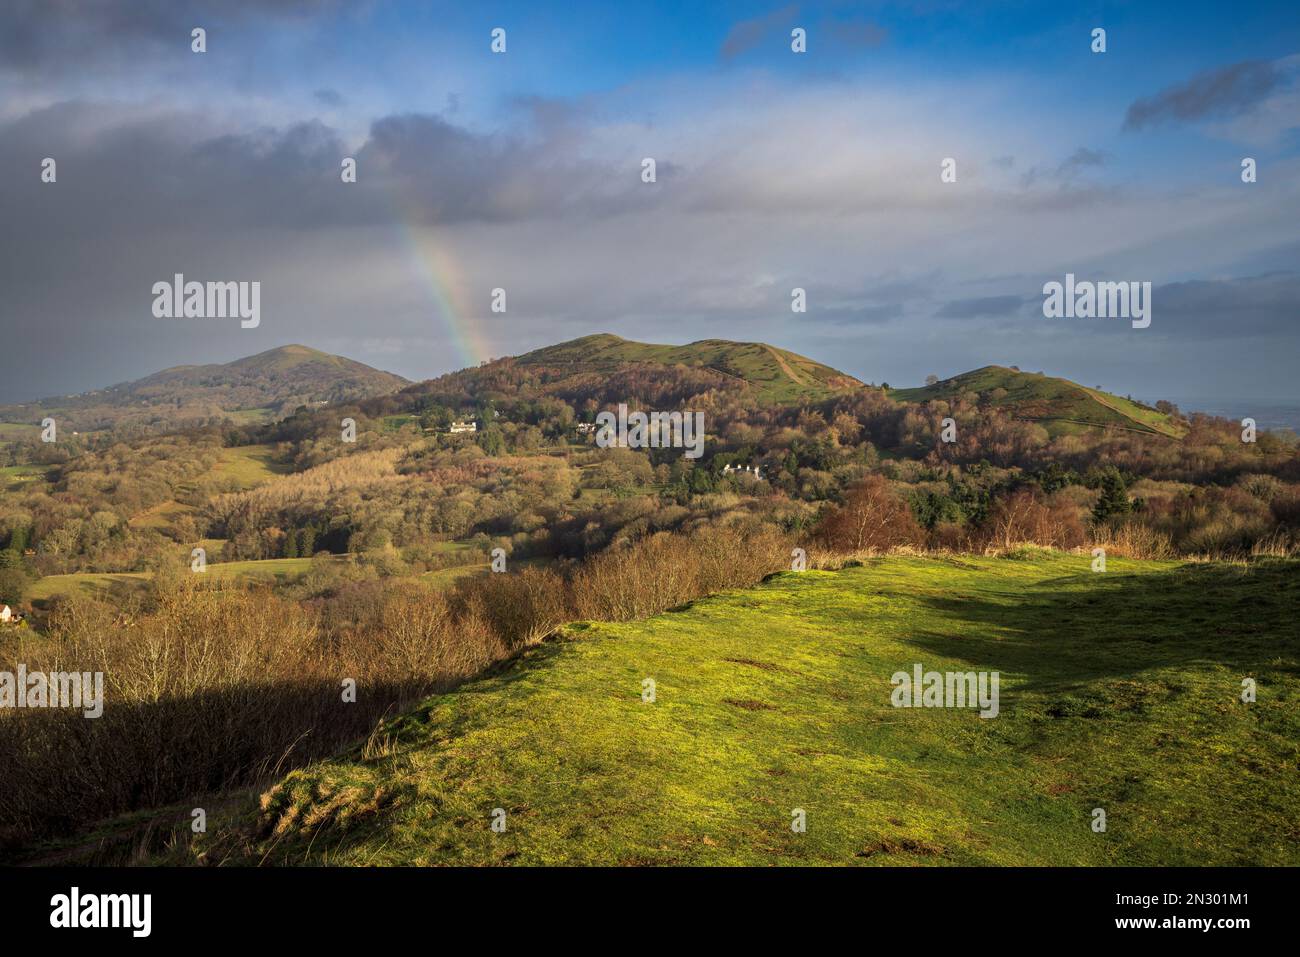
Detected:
[448,420,478,434]
[722,464,765,480]
[0,605,11,623]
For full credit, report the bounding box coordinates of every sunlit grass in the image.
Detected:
[181,551,1298,866]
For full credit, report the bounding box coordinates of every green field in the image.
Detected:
[128,499,199,530]
[203,444,288,489]
[382,414,423,431]
[223,408,276,425]
[0,463,48,491]
[421,563,488,587]
[27,570,151,602]
[182,551,1298,866]
[202,556,318,582]
[0,422,40,441]
[27,549,491,606]
[28,556,337,602]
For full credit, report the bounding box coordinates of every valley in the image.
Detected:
[0,334,1295,865]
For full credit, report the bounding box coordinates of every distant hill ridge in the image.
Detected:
[0,345,410,433]
[1,336,1184,439]
[510,335,1181,435]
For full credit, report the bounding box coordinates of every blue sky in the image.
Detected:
[1,0,1298,404]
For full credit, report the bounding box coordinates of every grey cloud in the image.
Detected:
[314,88,345,107]
[721,4,799,59]
[1057,147,1106,176]
[821,18,888,49]
[1151,273,1300,340]
[820,302,902,325]
[1018,148,1106,189]
[0,103,656,237]
[359,112,648,223]
[1124,59,1282,131]
[0,0,340,75]
[934,295,1028,319]
[720,7,886,60]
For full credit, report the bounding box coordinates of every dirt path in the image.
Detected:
[765,345,809,385]
[1071,385,1175,436]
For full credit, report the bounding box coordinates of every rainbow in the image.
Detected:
[397,223,491,370]
[375,161,491,369]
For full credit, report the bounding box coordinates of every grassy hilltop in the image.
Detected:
[517,333,864,404]
[173,551,1298,867]
[891,366,1184,438]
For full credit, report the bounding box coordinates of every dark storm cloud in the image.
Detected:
[358,112,648,222]
[0,103,349,237]
[1123,59,1282,130]
[0,0,339,75]
[0,103,650,238]
[1152,273,1300,340]
[934,295,1027,319]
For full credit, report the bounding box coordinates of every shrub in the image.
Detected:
[814,475,923,553]
[981,489,1087,551]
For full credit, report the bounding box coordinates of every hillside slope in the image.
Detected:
[175,552,1298,866]
[0,345,409,432]
[891,366,1184,437]
[516,333,864,404]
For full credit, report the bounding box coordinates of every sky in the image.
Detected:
[1,0,1299,405]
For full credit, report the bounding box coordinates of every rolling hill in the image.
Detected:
[515,333,865,404]
[891,366,1185,437]
[144,551,1298,867]
[443,335,1183,436]
[0,345,410,433]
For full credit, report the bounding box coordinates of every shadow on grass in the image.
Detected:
[904,561,1300,693]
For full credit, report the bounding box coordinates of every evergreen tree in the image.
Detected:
[478,426,506,456]
[1092,468,1131,523]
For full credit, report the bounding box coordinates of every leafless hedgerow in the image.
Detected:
[0,522,790,854]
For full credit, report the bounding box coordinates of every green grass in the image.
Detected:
[892,366,1184,437]
[128,499,199,530]
[203,557,317,582]
[204,444,288,489]
[517,333,863,405]
[0,423,40,442]
[382,414,424,431]
[0,463,48,491]
[28,555,341,603]
[27,570,152,602]
[224,408,276,425]
[421,563,488,587]
[183,551,1298,866]
[128,446,283,527]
